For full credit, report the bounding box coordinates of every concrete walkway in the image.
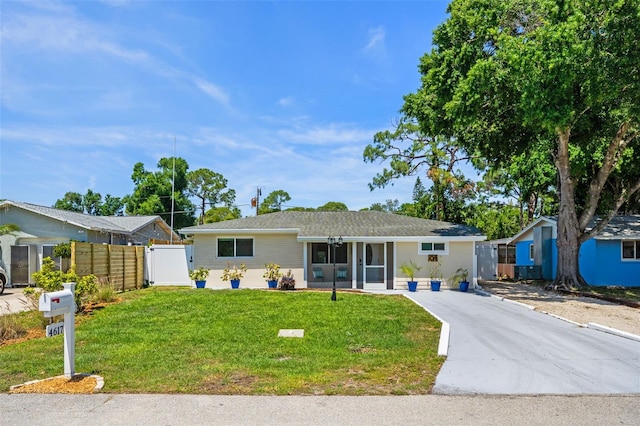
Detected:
[405,289,640,394]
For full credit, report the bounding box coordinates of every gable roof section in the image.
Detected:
[179,211,485,240]
[509,216,557,244]
[1,201,171,236]
[509,215,640,243]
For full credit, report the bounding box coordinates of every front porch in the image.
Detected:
[305,241,393,290]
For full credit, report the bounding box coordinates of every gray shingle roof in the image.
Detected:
[593,215,640,239]
[2,201,161,234]
[180,211,484,238]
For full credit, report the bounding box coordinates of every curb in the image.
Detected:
[404,294,450,357]
[476,289,640,342]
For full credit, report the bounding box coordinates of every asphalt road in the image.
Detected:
[2,394,640,425]
[406,290,640,394]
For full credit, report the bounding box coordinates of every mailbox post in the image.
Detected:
[39,282,76,377]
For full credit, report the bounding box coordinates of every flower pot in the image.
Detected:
[267,280,278,289]
[430,280,441,291]
[459,281,469,292]
[195,280,206,289]
[230,279,240,289]
[407,281,418,292]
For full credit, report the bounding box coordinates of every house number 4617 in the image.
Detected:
[46,322,64,338]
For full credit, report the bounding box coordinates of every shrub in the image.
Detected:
[279,270,296,290]
[31,257,98,312]
[93,281,117,304]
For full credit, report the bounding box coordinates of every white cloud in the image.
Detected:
[363,26,386,53]
[193,78,230,106]
[277,96,295,107]
[278,123,373,146]
[1,4,230,109]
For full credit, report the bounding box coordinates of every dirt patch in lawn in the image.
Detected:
[479,281,640,336]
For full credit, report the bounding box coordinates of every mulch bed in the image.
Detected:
[10,375,103,394]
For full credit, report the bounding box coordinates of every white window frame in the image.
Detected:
[529,244,535,261]
[621,240,640,261]
[418,241,449,255]
[217,237,255,258]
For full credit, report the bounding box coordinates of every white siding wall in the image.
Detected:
[395,241,474,290]
[192,233,304,289]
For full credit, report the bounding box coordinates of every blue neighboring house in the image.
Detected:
[510,215,640,287]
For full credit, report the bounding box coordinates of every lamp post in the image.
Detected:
[327,236,343,301]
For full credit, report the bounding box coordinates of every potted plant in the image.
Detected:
[450,268,470,292]
[400,260,422,292]
[279,269,296,290]
[428,257,442,291]
[263,263,282,289]
[190,267,210,288]
[221,262,247,289]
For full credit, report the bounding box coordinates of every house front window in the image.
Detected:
[217,238,254,258]
[622,240,640,260]
[419,241,448,255]
[311,243,347,264]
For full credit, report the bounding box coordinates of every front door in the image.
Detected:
[364,243,386,290]
[10,245,29,284]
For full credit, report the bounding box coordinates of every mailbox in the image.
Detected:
[39,288,75,318]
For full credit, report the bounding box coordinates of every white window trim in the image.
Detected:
[621,240,640,261]
[529,244,534,261]
[217,237,255,258]
[418,241,449,255]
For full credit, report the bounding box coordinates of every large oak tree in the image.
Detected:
[403,0,639,289]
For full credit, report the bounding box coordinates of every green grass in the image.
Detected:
[0,288,444,395]
[583,286,640,303]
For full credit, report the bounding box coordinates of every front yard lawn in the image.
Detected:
[0,288,444,394]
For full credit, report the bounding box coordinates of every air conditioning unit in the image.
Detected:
[514,265,542,280]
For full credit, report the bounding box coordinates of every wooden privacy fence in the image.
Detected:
[71,242,145,291]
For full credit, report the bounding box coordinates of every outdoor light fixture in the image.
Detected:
[327,236,343,301]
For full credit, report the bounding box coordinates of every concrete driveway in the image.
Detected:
[0,287,33,316]
[406,290,640,394]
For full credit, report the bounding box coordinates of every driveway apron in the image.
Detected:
[405,290,640,394]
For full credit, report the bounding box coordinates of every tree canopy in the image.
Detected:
[402,0,640,288]
[54,190,124,216]
[124,157,195,229]
[259,190,291,214]
[187,168,236,224]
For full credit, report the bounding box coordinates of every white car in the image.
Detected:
[0,266,7,295]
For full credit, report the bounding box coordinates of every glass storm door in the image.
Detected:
[364,243,385,285]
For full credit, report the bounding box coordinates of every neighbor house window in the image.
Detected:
[217,238,254,258]
[419,242,448,255]
[622,240,640,260]
[311,243,347,264]
[529,244,535,261]
[497,244,516,264]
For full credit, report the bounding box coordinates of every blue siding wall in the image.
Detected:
[578,239,596,284]
[516,237,640,287]
[515,242,533,266]
[593,240,640,287]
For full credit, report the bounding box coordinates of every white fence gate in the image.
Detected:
[476,241,497,282]
[145,245,191,286]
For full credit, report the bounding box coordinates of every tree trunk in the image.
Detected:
[553,128,587,290]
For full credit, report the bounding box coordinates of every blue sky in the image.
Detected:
[1,1,450,218]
